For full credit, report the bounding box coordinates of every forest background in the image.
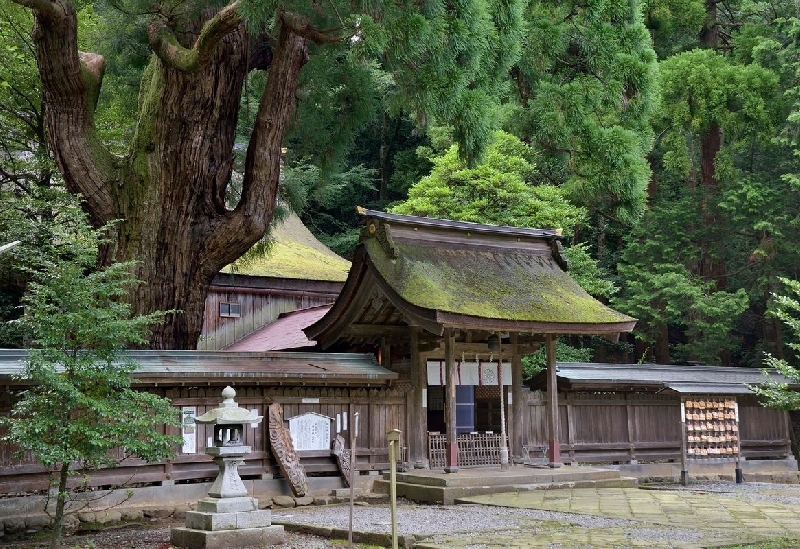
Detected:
[1,0,800,371]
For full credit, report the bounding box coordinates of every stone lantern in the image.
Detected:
[171,386,284,548]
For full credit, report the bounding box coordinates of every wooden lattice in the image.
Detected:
[427,432,502,468]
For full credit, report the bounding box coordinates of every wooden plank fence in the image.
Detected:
[524,391,792,464]
[0,383,408,493]
[0,386,793,493]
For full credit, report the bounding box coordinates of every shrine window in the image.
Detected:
[219,302,241,318]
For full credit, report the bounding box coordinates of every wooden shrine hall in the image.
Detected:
[305,209,637,470]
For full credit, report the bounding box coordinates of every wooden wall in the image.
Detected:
[525,391,791,464]
[1,385,793,494]
[198,290,335,350]
[0,383,407,494]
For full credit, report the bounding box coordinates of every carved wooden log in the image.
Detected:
[332,434,352,487]
[268,402,308,496]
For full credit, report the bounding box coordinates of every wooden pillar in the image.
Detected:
[407,326,428,468]
[546,334,561,467]
[511,333,524,458]
[626,396,636,464]
[444,328,458,472]
[381,337,391,369]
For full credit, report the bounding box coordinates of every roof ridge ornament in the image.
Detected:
[550,239,569,271]
[365,220,399,259]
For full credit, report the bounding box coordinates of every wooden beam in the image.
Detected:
[444,329,458,472]
[511,333,524,458]
[347,324,410,337]
[420,342,541,358]
[408,326,428,468]
[546,334,561,467]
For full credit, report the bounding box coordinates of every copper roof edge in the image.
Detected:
[358,208,561,239]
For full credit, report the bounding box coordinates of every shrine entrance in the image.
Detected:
[424,359,513,466]
[304,209,637,471]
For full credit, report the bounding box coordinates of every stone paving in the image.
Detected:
[412,486,800,548]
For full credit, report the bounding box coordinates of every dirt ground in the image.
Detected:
[0,517,342,549]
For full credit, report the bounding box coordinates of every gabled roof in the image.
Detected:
[0,349,396,387]
[306,210,636,348]
[532,362,797,395]
[224,305,331,351]
[221,210,350,282]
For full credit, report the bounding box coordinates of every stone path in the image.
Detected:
[413,487,800,548]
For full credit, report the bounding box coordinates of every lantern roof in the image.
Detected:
[195,386,263,425]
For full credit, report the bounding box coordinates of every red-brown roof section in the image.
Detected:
[224,305,332,351]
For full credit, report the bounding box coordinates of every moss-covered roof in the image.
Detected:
[222,211,350,282]
[306,210,635,345]
[364,238,633,326]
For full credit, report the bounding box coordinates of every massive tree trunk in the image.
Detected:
[23,1,309,348]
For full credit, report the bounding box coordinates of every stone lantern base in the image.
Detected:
[170,496,284,549]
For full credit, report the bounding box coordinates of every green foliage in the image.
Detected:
[522,341,594,381]
[0,184,91,347]
[287,54,382,172]
[659,49,779,180]
[752,278,800,410]
[612,5,799,366]
[391,131,586,234]
[0,215,180,546]
[563,244,617,300]
[2,222,181,465]
[0,4,53,187]
[643,0,706,57]
[242,0,524,164]
[390,131,623,299]
[508,0,659,225]
[615,199,751,364]
[292,162,379,258]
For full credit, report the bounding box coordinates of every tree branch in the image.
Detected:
[207,20,308,266]
[9,0,60,21]
[147,1,243,73]
[279,8,347,44]
[79,52,106,112]
[26,1,116,227]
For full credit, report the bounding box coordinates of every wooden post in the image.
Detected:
[498,358,509,470]
[545,334,561,467]
[387,429,401,549]
[511,333,524,459]
[626,397,637,464]
[734,399,743,483]
[680,398,688,485]
[348,412,359,548]
[408,326,428,468]
[444,328,458,472]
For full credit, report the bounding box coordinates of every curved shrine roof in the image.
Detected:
[306,210,636,347]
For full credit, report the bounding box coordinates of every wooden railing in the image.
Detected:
[428,432,503,468]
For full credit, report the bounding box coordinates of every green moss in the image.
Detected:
[364,238,633,325]
[223,212,351,281]
[222,239,350,281]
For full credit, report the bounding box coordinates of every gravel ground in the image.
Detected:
[273,499,707,546]
[3,482,800,548]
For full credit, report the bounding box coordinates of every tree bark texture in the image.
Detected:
[23,1,309,348]
[697,1,727,291]
[50,461,70,549]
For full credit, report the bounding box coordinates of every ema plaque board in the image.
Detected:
[288,412,333,451]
